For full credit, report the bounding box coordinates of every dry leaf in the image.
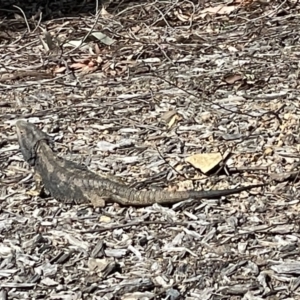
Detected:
[39,28,58,53]
[88,258,108,272]
[70,62,87,69]
[161,110,177,123]
[26,189,41,196]
[94,43,101,55]
[161,110,181,128]
[168,115,179,128]
[69,59,98,74]
[224,74,243,84]
[100,7,114,19]
[54,66,66,74]
[81,65,98,74]
[186,153,223,174]
[199,4,237,17]
[234,0,255,6]
[100,215,112,223]
[91,31,115,46]
[264,148,273,155]
[174,9,190,22]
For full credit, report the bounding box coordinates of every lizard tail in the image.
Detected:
[113,184,265,206]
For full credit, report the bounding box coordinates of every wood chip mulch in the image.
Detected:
[1,0,300,299]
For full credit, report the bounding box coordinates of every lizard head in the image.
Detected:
[16,120,50,166]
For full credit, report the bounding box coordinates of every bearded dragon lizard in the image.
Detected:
[16,120,264,207]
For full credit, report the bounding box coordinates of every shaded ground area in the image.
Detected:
[1,0,300,299]
[0,0,97,19]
